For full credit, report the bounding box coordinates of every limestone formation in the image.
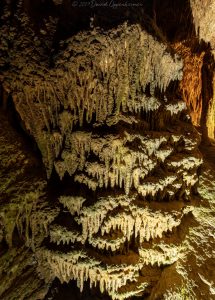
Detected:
[0,0,215,299]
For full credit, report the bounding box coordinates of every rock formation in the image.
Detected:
[0,0,215,299]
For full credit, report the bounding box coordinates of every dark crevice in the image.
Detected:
[154,0,196,42]
[45,278,112,300]
[14,0,197,49]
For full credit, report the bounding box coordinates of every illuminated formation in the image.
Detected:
[190,0,215,47]
[0,0,215,299]
[28,22,201,300]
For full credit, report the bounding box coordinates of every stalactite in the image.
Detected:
[74,195,131,240]
[1,16,184,176]
[101,206,182,243]
[190,0,215,49]
[36,248,143,295]
[59,196,86,216]
[47,194,191,251]
[0,3,207,298]
[139,244,183,266]
[110,282,149,300]
[165,101,187,116]
[56,130,197,196]
[16,193,60,249]
[50,225,81,245]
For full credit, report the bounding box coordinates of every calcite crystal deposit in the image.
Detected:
[0,0,215,299]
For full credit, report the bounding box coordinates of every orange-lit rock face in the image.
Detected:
[206,74,215,139]
[175,44,205,126]
[189,0,215,139]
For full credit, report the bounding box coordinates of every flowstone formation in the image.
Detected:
[0,0,215,299]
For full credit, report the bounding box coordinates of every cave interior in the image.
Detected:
[0,0,215,299]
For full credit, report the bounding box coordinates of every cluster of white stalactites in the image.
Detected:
[54,23,183,124]
[110,283,149,300]
[190,0,215,49]
[139,243,183,266]
[47,195,187,253]
[50,225,80,245]
[100,205,181,244]
[127,95,161,114]
[4,22,184,177]
[54,126,202,199]
[37,248,143,296]
[137,174,177,197]
[55,131,173,194]
[59,196,86,215]
[75,195,133,241]
[14,192,60,250]
[166,101,187,115]
[89,235,126,252]
[167,153,202,169]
